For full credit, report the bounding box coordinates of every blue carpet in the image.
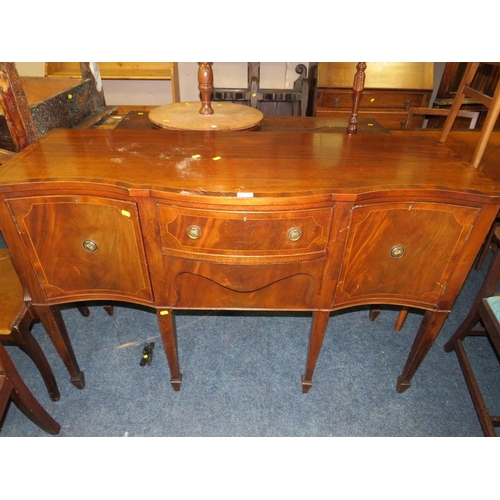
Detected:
[0,228,499,437]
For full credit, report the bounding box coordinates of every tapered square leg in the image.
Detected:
[396,310,448,393]
[156,309,182,391]
[302,310,330,393]
[34,305,85,390]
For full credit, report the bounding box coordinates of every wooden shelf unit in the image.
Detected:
[46,62,180,103]
[45,62,177,80]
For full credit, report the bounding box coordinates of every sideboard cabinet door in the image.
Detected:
[6,195,153,304]
[334,202,480,309]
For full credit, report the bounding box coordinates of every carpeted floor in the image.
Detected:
[0,230,499,437]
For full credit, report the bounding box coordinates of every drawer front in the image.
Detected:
[334,202,480,308]
[317,90,429,111]
[157,205,332,262]
[163,257,325,309]
[314,109,411,129]
[6,195,153,303]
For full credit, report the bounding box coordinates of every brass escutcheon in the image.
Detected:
[287,227,302,242]
[187,225,202,240]
[390,245,406,259]
[82,239,98,253]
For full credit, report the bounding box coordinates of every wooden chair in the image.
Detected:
[444,63,500,273]
[0,342,60,434]
[440,62,500,169]
[0,248,60,401]
[212,62,312,117]
[444,242,500,436]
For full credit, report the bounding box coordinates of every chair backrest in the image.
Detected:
[439,62,500,169]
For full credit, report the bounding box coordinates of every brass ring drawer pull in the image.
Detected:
[287,227,302,242]
[187,225,202,240]
[390,245,406,259]
[82,239,99,253]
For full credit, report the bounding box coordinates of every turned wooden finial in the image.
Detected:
[347,62,367,135]
[198,62,214,115]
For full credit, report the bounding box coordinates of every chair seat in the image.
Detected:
[495,224,500,241]
[0,248,26,335]
[484,295,500,320]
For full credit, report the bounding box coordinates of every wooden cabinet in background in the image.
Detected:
[314,63,434,129]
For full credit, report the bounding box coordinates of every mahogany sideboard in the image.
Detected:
[0,128,499,395]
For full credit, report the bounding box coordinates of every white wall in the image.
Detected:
[14,62,45,76]
[102,80,173,106]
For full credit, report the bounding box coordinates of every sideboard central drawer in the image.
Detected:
[157,205,332,261]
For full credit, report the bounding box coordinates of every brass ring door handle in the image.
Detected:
[82,239,99,253]
[287,227,302,242]
[187,225,202,240]
[390,245,406,259]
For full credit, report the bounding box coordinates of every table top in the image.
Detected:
[1,128,499,206]
[148,101,264,131]
[392,129,500,186]
[114,111,500,186]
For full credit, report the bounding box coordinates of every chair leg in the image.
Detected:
[475,221,498,270]
[34,305,85,390]
[454,339,497,436]
[470,76,500,169]
[440,63,480,143]
[0,343,60,435]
